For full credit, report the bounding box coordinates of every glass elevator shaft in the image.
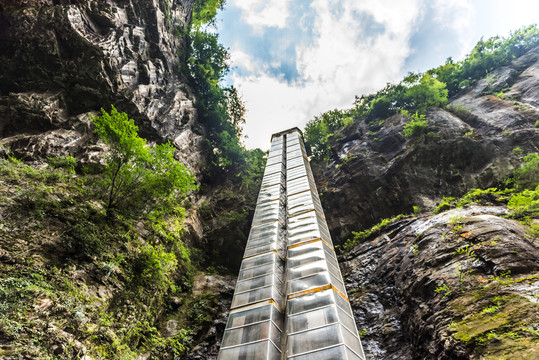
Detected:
[218,128,366,360]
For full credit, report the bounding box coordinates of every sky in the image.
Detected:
[215,0,539,150]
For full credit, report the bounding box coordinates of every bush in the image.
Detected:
[512,153,539,190]
[508,186,539,217]
[47,155,76,173]
[133,244,177,291]
[63,221,102,260]
[91,106,196,215]
[403,111,429,138]
[304,109,353,161]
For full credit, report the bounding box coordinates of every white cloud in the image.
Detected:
[229,48,257,73]
[224,0,539,150]
[234,0,424,149]
[431,0,474,58]
[231,0,292,31]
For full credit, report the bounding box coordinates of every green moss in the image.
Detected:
[449,273,539,358]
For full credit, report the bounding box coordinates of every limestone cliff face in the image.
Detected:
[312,47,539,242]
[0,0,205,172]
[309,47,539,359]
[343,206,538,359]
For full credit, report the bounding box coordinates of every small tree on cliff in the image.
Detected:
[91,106,196,215]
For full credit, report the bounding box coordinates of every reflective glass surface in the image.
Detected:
[218,340,281,360]
[238,262,283,281]
[220,130,364,360]
[264,162,285,177]
[288,323,342,355]
[221,321,282,348]
[232,284,283,309]
[261,171,285,188]
[252,200,285,226]
[244,241,284,258]
[289,344,362,360]
[287,165,314,182]
[257,184,284,204]
[247,221,283,243]
[236,272,282,293]
[266,154,284,166]
[287,156,307,170]
[227,304,274,328]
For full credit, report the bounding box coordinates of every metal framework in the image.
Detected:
[218,128,366,360]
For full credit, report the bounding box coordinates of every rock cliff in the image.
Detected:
[312,47,539,242]
[309,47,539,359]
[0,0,205,172]
[1,2,538,359]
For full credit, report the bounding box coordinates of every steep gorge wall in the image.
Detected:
[0,0,205,172]
[312,47,539,243]
[309,48,539,359]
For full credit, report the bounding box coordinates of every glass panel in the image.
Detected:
[329,272,346,296]
[252,201,285,225]
[287,305,339,333]
[345,345,365,360]
[244,241,284,258]
[256,184,283,204]
[261,171,285,188]
[341,325,363,357]
[289,345,347,360]
[270,305,284,330]
[287,177,312,196]
[238,262,283,281]
[288,191,325,216]
[285,144,302,153]
[246,236,281,250]
[231,285,282,308]
[336,306,357,336]
[266,155,283,166]
[222,321,273,347]
[287,272,331,294]
[240,253,277,270]
[226,305,272,328]
[287,323,341,355]
[218,340,280,360]
[287,156,307,170]
[287,260,329,281]
[248,221,283,243]
[264,163,285,176]
[287,289,335,315]
[287,148,304,159]
[287,165,308,180]
[287,249,326,269]
[235,273,281,293]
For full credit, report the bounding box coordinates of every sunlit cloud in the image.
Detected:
[217,0,539,149]
[231,0,292,31]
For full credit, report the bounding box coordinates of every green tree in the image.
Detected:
[403,111,429,138]
[91,106,196,215]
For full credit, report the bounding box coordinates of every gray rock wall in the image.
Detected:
[0,0,205,173]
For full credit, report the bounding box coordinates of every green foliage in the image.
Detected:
[133,244,177,291]
[91,106,196,215]
[192,0,225,28]
[184,16,263,176]
[512,153,539,190]
[304,109,353,161]
[428,25,539,96]
[507,186,539,218]
[435,283,452,299]
[354,73,448,121]
[402,111,429,138]
[63,221,102,260]
[47,155,76,173]
[303,26,539,159]
[342,214,405,252]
